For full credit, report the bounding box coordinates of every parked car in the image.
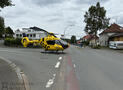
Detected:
[109,41,123,49]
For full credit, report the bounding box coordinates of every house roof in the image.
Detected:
[30,26,47,32]
[83,35,93,39]
[91,36,99,40]
[110,33,123,38]
[99,23,123,35]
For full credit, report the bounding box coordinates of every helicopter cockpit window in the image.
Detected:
[59,40,68,45]
[55,40,61,45]
[47,40,55,45]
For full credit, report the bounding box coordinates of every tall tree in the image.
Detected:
[70,35,77,44]
[0,16,5,38]
[5,26,14,37]
[0,0,12,9]
[0,0,12,38]
[5,27,14,34]
[84,2,110,36]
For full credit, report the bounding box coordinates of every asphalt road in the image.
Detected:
[1,46,123,90]
[0,58,24,90]
[0,47,66,90]
[68,46,123,90]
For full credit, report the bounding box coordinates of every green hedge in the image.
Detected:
[4,38,22,47]
[82,41,89,46]
[91,45,101,49]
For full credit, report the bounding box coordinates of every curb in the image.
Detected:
[0,56,30,90]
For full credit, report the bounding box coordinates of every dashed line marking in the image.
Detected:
[45,74,56,88]
[0,50,9,52]
[53,74,56,76]
[0,50,25,55]
[59,57,62,60]
[46,56,63,88]
[46,79,54,88]
[74,64,76,68]
[55,61,61,68]
[0,50,18,53]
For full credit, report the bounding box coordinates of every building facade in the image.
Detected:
[99,33,115,46]
[14,27,48,40]
[109,33,123,41]
[99,23,123,46]
[89,36,99,46]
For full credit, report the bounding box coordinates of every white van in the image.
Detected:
[109,41,123,49]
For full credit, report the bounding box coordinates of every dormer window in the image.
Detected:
[28,30,31,32]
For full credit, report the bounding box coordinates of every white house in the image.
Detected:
[14,27,48,40]
[99,23,123,46]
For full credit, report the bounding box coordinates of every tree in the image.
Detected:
[70,35,77,44]
[0,0,12,9]
[0,0,12,38]
[5,26,14,38]
[0,16,5,38]
[84,2,110,36]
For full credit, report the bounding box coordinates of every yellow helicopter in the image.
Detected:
[21,32,69,52]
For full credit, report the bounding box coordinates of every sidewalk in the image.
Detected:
[0,58,25,90]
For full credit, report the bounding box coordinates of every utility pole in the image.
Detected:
[63,24,74,39]
[116,17,118,23]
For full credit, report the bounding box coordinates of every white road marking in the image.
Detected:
[53,74,56,77]
[46,74,56,88]
[0,50,21,53]
[0,49,29,56]
[46,56,62,88]
[59,57,62,60]
[55,61,61,68]
[46,79,54,88]
[74,64,76,68]
[0,50,9,52]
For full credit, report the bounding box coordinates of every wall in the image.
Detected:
[99,34,109,46]
[14,31,46,40]
[114,36,123,41]
[90,39,99,46]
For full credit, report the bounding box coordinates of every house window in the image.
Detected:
[33,34,36,37]
[20,34,22,37]
[16,34,19,37]
[30,34,32,37]
[28,30,31,32]
[27,34,29,37]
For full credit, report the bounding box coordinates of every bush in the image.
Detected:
[4,38,42,48]
[4,38,22,47]
[91,45,101,49]
[15,38,22,45]
[82,41,89,46]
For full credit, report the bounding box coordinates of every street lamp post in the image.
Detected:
[63,24,74,39]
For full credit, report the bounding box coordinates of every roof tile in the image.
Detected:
[100,23,123,35]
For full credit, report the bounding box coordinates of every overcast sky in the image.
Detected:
[0,0,123,38]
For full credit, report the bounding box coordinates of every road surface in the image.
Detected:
[68,46,123,90]
[0,46,123,90]
[0,47,66,90]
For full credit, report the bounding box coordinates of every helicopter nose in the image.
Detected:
[62,44,69,49]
